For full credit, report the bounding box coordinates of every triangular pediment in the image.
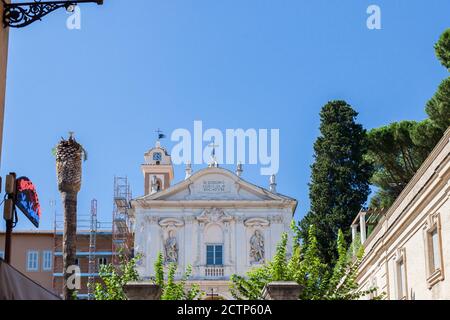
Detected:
[135,167,293,203]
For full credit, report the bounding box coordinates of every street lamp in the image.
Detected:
[2,0,103,28]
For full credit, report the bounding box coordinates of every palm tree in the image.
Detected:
[55,132,86,300]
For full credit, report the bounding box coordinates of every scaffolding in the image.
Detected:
[53,199,109,233]
[87,199,97,300]
[112,176,134,266]
[52,198,111,299]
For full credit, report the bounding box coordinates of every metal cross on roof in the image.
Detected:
[207,137,220,167]
[208,137,219,156]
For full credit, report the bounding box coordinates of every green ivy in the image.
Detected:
[93,254,141,300]
[230,222,382,300]
[154,252,204,300]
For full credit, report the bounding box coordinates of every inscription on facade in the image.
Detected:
[202,180,226,192]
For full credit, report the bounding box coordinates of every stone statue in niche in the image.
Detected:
[164,230,178,264]
[250,230,265,263]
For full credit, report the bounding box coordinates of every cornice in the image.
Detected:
[132,199,294,210]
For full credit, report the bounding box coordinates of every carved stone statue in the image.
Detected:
[250,230,265,263]
[151,175,163,194]
[164,230,178,264]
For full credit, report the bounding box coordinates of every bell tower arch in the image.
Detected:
[141,139,174,195]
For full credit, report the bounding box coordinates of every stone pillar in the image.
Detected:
[147,216,160,275]
[224,222,231,265]
[229,219,236,266]
[262,282,302,300]
[123,282,162,300]
[0,0,10,168]
[195,222,205,266]
[359,212,367,244]
[351,224,358,242]
[235,217,246,275]
[184,215,194,268]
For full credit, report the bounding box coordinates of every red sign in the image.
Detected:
[15,177,41,228]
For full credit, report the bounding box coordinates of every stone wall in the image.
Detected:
[357,128,450,300]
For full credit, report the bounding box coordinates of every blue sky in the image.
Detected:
[1,0,449,230]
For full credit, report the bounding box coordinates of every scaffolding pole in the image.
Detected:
[87,199,98,300]
[51,197,112,299]
[112,176,133,266]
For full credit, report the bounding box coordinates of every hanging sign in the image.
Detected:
[15,177,41,228]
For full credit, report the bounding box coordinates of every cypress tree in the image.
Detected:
[300,100,372,265]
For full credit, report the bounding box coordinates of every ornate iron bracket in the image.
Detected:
[2,0,103,28]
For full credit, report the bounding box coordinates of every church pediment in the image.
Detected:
[182,172,265,201]
[135,167,295,203]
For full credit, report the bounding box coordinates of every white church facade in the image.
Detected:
[130,141,297,299]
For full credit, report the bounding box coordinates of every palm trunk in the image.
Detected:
[55,134,84,300]
[62,190,78,300]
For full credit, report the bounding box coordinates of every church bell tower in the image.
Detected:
[141,138,174,195]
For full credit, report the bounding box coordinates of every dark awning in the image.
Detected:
[0,258,61,300]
